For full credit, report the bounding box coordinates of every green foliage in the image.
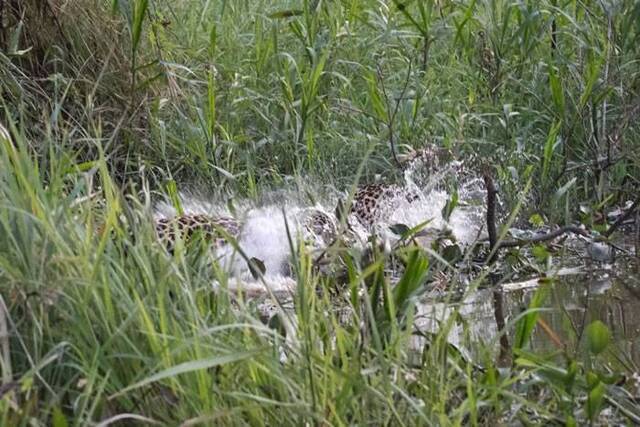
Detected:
[2,0,637,198]
[0,130,637,423]
[513,283,549,351]
[586,320,610,356]
[0,0,639,424]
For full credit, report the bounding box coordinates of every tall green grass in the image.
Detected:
[1,0,639,424]
[4,1,638,200]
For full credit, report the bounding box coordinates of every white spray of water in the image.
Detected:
[154,161,486,285]
[364,160,487,245]
[155,196,324,287]
[235,206,299,276]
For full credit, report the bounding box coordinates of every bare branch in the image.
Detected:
[603,194,640,238]
[376,59,413,171]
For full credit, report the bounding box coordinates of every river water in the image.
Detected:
[155,162,639,366]
[414,261,640,366]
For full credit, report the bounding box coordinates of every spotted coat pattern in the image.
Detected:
[300,209,337,245]
[155,214,240,250]
[347,145,457,228]
[350,184,419,228]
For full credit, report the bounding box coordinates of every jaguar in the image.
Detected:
[346,144,461,229]
[298,208,338,247]
[154,208,344,254]
[154,214,241,251]
[348,183,420,229]
[397,144,452,171]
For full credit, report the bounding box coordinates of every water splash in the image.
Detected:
[236,206,300,276]
[153,160,486,282]
[371,159,487,245]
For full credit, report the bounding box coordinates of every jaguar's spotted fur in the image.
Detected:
[154,209,341,253]
[398,145,452,171]
[346,145,460,229]
[349,184,419,228]
[155,214,240,251]
[299,208,337,246]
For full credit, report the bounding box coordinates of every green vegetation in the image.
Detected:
[1,0,639,424]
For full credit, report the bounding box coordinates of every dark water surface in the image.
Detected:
[415,258,640,367]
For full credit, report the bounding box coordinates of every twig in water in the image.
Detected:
[482,168,511,365]
[496,225,590,249]
[603,194,640,238]
[483,168,592,253]
[482,169,498,258]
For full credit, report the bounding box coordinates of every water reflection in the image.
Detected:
[415,260,640,366]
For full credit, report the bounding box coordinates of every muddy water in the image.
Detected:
[415,260,640,365]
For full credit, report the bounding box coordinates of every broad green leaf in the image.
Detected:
[564,360,578,391]
[393,249,429,311]
[513,285,548,350]
[132,0,149,54]
[248,257,267,279]
[442,190,458,222]
[542,121,562,183]
[548,64,565,114]
[586,371,599,388]
[587,380,605,421]
[586,320,610,355]
[268,314,287,337]
[166,180,183,216]
[389,223,410,236]
[578,55,603,110]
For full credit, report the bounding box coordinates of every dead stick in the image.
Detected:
[536,317,564,350]
[603,194,640,238]
[495,225,590,249]
[482,170,498,261]
[483,169,511,364]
